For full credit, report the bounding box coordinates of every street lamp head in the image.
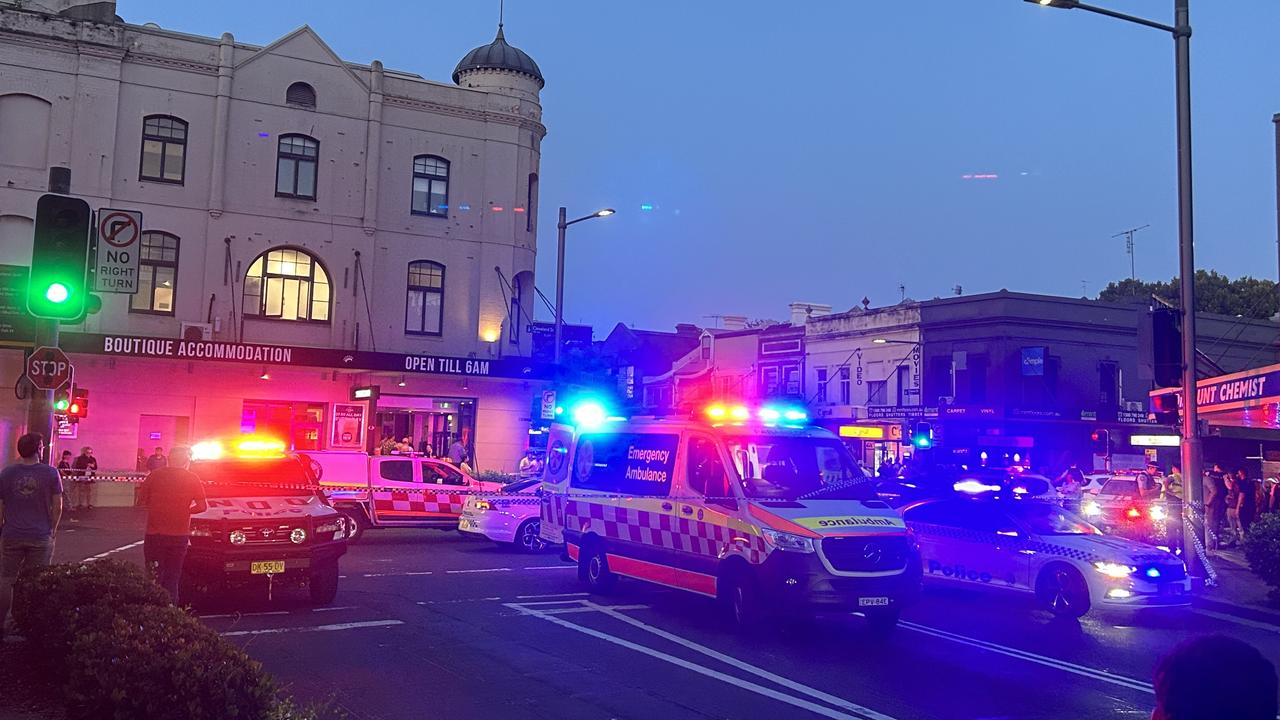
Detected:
[1026,0,1079,7]
[595,209,616,217]
[872,338,888,344]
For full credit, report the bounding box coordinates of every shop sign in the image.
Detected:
[867,405,938,420]
[59,332,553,380]
[329,403,366,450]
[1116,410,1157,425]
[1196,368,1280,412]
[940,405,1000,418]
[1021,347,1046,376]
[839,425,885,440]
[56,415,77,439]
[1130,434,1179,447]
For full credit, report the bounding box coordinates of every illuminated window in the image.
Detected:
[130,232,178,315]
[243,247,330,322]
[405,260,445,335]
[285,82,316,109]
[140,115,187,184]
[276,134,318,199]
[411,155,449,216]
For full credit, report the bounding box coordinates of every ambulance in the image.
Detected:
[540,400,922,629]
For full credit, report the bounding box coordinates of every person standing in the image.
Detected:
[1163,463,1184,501]
[1205,464,1227,553]
[1152,635,1277,720]
[1237,469,1258,540]
[0,433,63,640]
[448,437,467,466]
[56,450,72,473]
[70,446,97,510]
[137,446,207,603]
[145,447,167,472]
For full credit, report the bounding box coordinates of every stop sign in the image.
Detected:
[27,346,73,390]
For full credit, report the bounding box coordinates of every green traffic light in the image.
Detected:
[45,283,69,303]
[54,399,69,411]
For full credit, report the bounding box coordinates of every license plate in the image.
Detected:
[859,596,890,607]
[459,518,474,529]
[251,560,285,575]
[1159,584,1185,596]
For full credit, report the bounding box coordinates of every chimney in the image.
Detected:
[37,0,118,22]
[722,315,748,330]
[789,302,832,326]
[674,323,701,337]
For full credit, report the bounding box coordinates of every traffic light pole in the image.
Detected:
[24,319,59,463]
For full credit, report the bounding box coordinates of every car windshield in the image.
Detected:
[192,458,319,498]
[502,478,541,494]
[725,435,875,501]
[1008,502,1100,536]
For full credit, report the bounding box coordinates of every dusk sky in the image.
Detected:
[122,1,1280,334]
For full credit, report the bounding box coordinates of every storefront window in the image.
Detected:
[373,397,476,462]
[241,400,325,451]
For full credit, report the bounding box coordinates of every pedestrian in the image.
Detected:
[519,449,538,476]
[146,446,167,472]
[1152,634,1277,720]
[1205,464,1227,552]
[418,438,434,457]
[395,436,414,454]
[1237,469,1258,540]
[1140,463,1162,499]
[448,438,467,466]
[137,446,206,603]
[56,450,72,473]
[70,445,97,510]
[0,433,63,640]
[1225,474,1241,547]
[135,449,147,473]
[378,433,396,456]
[1057,466,1084,513]
[1267,478,1280,515]
[1163,463,1184,501]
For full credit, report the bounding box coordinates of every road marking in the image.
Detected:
[593,603,896,720]
[361,571,434,578]
[83,540,144,562]
[508,602,887,720]
[516,592,590,599]
[1193,608,1280,633]
[446,567,512,574]
[899,621,1153,694]
[221,620,404,637]
[521,565,576,570]
[312,605,359,612]
[537,604,649,615]
[417,597,503,605]
[201,610,291,619]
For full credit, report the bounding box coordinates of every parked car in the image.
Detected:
[459,478,548,551]
[1080,476,1182,553]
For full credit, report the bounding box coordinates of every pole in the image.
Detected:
[23,320,58,464]
[1273,113,1280,304]
[1173,0,1204,582]
[554,206,567,365]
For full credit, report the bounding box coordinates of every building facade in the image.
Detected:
[0,0,551,471]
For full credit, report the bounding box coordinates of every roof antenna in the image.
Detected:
[499,0,505,30]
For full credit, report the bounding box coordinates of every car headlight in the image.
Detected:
[229,530,247,546]
[290,528,307,544]
[1149,505,1167,522]
[474,500,492,511]
[1093,561,1136,579]
[761,527,815,554]
[1081,501,1102,517]
[315,519,344,538]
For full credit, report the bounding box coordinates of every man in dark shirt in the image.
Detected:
[70,445,97,510]
[145,447,167,472]
[137,446,206,602]
[0,433,63,639]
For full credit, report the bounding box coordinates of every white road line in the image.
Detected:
[201,610,291,619]
[899,621,1153,694]
[361,571,434,578]
[516,592,590,599]
[507,602,883,720]
[417,597,503,605]
[312,605,359,612]
[1193,608,1280,633]
[538,604,649,615]
[83,540,144,562]
[521,565,576,570]
[446,567,512,574]
[594,603,896,720]
[221,620,404,637]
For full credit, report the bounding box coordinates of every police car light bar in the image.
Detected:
[703,403,808,426]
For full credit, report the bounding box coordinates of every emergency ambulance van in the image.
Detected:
[541,401,922,629]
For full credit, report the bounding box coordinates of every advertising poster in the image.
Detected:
[329,403,366,450]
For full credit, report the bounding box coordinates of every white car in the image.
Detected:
[902,498,1189,618]
[458,479,548,552]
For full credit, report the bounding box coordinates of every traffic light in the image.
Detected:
[1151,393,1179,425]
[52,388,70,414]
[1090,429,1111,456]
[67,387,88,419]
[27,194,92,321]
[910,421,934,449]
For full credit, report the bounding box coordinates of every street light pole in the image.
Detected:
[553,206,615,364]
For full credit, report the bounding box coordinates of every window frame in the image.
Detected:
[410,155,450,217]
[138,115,188,185]
[241,246,332,324]
[815,368,829,403]
[129,231,180,316]
[275,134,319,200]
[404,260,446,337]
[285,82,316,109]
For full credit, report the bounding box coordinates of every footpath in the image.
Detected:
[1194,549,1280,626]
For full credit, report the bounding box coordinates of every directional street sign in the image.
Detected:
[93,208,142,294]
[26,345,73,390]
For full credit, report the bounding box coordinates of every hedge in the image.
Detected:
[1244,513,1280,604]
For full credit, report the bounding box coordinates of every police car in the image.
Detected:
[541,400,922,630]
[903,496,1189,618]
[458,478,547,551]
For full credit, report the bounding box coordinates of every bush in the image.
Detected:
[1244,513,1280,604]
[65,602,278,720]
[475,470,519,485]
[13,559,170,660]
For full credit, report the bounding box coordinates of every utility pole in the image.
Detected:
[1112,224,1150,281]
[1273,113,1280,310]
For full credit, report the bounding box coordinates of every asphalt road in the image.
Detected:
[61,509,1280,720]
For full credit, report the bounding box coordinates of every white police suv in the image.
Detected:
[902,497,1189,618]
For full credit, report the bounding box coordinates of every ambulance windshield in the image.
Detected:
[725,436,876,501]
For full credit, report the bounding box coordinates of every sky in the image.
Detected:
[120,0,1280,333]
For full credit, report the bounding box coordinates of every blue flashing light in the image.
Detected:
[782,409,807,422]
[459,203,472,211]
[571,400,607,429]
[759,407,782,423]
[640,203,654,211]
[1145,567,1161,579]
[913,436,933,449]
[554,406,564,416]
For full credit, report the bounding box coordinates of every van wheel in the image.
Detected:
[863,606,901,634]
[580,542,616,594]
[1036,564,1091,618]
[724,571,765,629]
[340,509,368,544]
[516,519,547,553]
[310,560,340,606]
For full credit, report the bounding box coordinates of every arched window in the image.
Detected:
[0,94,51,169]
[411,155,449,217]
[525,173,538,232]
[139,115,187,183]
[285,82,316,109]
[243,247,330,322]
[276,134,318,200]
[405,261,444,335]
[130,232,179,315]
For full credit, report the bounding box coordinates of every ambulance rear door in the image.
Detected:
[540,422,576,544]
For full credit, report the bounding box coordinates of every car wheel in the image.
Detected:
[1036,564,1091,618]
[863,606,901,634]
[723,570,765,629]
[516,519,547,553]
[579,541,617,594]
[340,508,368,544]
[309,560,340,606]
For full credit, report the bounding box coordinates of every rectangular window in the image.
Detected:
[762,367,780,396]
[815,368,828,403]
[839,367,851,405]
[421,461,465,486]
[569,432,678,496]
[783,365,801,396]
[896,365,910,406]
[1099,361,1121,408]
[276,135,318,200]
[379,460,414,483]
[139,116,187,184]
[686,436,729,498]
[867,380,888,406]
[130,233,179,315]
[240,400,324,451]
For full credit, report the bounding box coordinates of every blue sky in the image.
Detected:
[121,0,1280,332]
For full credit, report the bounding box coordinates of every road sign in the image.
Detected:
[27,345,73,390]
[93,208,142,294]
[540,390,557,420]
[0,265,37,347]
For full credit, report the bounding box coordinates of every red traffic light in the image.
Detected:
[67,387,88,419]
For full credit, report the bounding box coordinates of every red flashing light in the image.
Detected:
[491,206,504,212]
[1125,507,1142,520]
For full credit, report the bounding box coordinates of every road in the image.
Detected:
[62,509,1280,720]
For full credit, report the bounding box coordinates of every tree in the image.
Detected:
[1098,271,1279,319]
